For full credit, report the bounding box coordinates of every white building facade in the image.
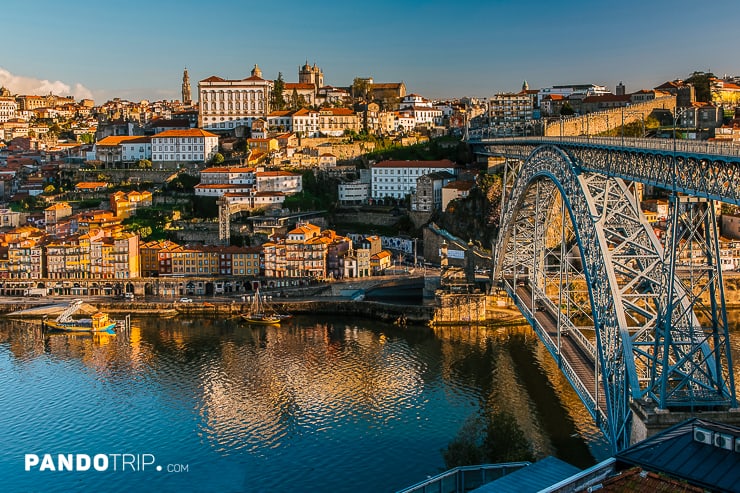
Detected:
[0,97,17,123]
[371,159,458,200]
[121,137,152,163]
[338,181,370,205]
[256,171,302,194]
[198,64,273,131]
[151,129,219,165]
[200,166,256,185]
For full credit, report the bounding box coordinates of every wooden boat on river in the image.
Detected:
[240,288,290,325]
[42,300,117,334]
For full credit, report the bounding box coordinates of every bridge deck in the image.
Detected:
[515,285,607,413]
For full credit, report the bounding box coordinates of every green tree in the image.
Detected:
[210,153,225,165]
[351,77,371,101]
[43,184,56,195]
[685,71,715,103]
[442,411,533,468]
[483,411,534,463]
[79,133,95,144]
[138,159,152,169]
[289,89,300,111]
[442,415,487,468]
[271,72,286,110]
[560,102,575,116]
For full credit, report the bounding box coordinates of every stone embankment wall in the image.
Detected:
[75,169,179,184]
[332,210,401,227]
[0,300,433,325]
[543,96,676,137]
[299,137,376,161]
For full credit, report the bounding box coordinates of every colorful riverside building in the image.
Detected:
[45,230,139,280]
[143,240,261,277]
[4,226,46,279]
[262,222,372,280]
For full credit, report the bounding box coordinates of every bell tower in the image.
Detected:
[181,68,192,105]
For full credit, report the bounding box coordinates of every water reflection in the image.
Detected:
[1,315,738,492]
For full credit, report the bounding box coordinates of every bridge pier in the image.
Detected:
[630,399,740,445]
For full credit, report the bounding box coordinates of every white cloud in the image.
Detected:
[0,67,94,100]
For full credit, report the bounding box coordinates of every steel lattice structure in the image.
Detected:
[483,138,737,452]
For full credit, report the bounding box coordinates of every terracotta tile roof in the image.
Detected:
[201,166,255,173]
[257,171,300,177]
[292,108,318,116]
[97,136,143,146]
[194,184,253,190]
[284,83,315,90]
[721,81,740,90]
[655,80,682,89]
[45,203,71,211]
[320,107,355,116]
[122,136,151,144]
[200,76,226,83]
[153,129,218,138]
[374,159,456,169]
[443,180,475,191]
[598,467,704,492]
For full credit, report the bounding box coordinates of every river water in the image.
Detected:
[1,315,737,493]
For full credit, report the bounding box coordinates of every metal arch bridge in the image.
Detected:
[469,134,739,453]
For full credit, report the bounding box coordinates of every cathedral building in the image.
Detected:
[298,61,324,93]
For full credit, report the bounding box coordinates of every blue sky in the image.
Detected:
[1,0,737,103]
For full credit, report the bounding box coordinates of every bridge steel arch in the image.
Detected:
[493,144,737,452]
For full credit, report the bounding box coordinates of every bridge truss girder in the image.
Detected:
[493,144,736,452]
[480,140,740,206]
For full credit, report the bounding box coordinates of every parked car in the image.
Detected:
[179,298,193,303]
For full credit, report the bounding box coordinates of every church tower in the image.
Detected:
[251,64,263,79]
[181,68,192,105]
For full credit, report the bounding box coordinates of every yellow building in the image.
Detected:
[370,250,392,273]
[111,190,153,218]
[44,202,73,226]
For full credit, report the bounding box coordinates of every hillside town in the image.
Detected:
[2,63,740,299]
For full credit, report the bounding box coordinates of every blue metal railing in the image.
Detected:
[468,134,740,159]
[396,462,531,493]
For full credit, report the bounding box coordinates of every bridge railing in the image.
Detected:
[531,286,597,362]
[507,281,603,424]
[564,322,597,362]
[469,134,740,159]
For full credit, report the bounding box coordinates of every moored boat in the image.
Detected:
[240,288,284,325]
[42,300,117,334]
